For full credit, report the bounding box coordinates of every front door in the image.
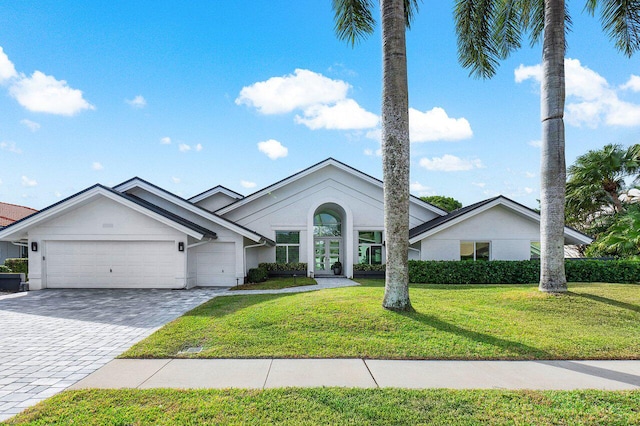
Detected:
[314,238,341,276]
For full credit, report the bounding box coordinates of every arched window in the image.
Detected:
[314,210,342,236]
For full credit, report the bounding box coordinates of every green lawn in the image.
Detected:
[230,276,316,291]
[6,388,640,425]
[122,281,640,359]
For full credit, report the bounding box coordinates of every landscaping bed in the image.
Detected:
[230,276,316,291]
[122,281,640,360]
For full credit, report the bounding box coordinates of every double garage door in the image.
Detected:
[45,241,177,288]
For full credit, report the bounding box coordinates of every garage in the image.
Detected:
[192,242,237,286]
[45,240,178,288]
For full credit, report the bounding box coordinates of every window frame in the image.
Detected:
[460,241,491,261]
[358,231,384,265]
[275,231,300,264]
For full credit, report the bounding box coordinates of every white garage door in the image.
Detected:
[193,242,237,286]
[46,241,177,288]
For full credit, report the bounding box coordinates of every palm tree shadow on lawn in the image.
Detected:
[569,291,640,314]
[396,310,553,359]
[181,292,299,319]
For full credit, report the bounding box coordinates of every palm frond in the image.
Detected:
[333,0,376,46]
[585,0,640,57]
[454,0,501,78]
[405,0,422,28]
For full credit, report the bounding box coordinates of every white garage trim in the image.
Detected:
[45,240,180,289]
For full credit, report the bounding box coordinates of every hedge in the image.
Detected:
[407,259,640,284]
[258,263,307,272]
[246,267,268,283]
[353,263,386,272]
[0,265,12,273]
[4,258,27,275]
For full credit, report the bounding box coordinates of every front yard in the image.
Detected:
[122,281,640,360]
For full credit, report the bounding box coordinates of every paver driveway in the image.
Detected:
[0,288,224,421]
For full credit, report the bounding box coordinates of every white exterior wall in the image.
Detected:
[194,193,239,212]
[419,206,540,261]
[26,197,188,290]
[0,242,23,264]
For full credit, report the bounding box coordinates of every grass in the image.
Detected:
[230,276,316,291]
[122,281,640,360]
[6,388,640,425]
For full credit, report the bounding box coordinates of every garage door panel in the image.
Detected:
[46,241,177,288]
[192,242,236,286]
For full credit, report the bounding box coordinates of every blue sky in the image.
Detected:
[0,1,638,210]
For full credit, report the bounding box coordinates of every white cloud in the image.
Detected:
[528,140,542,148]
[295,99,379,130]
[621,75,640,92]
[241,180,257,188]
[525,171,536,178]
[410,181,434,196]
[364,148,374,156]
[178,143,191,152]
[20,119,40,132]
[160,137,171,145]
[92,162,103,171]
[0,141,22,154]
[515,58,640,127]
[126,95,146,108]
[236,69,349,114]
[195,143,203,152]
[524,187,534,194]
[54,191,62,198]
[0,47,17,83]
[9,71,94,116]
[172,176,181,184]
[21,176,37,187]
[409,107,473,142]
[472,182,486,188]
[419,154,484,172]
[257,139,288,160]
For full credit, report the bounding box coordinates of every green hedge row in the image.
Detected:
[4,258,27,274]
[258,262,307,272]
[353,263,386,271]
[407,260,640,284]
[246,267,268,283]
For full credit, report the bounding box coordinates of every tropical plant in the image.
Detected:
[586,203,640,257]
[333,0,420,311]
[454,0,640,292]
[566,143,640,231]
[420,195,463,212]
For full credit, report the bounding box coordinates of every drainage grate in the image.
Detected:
[179,346,203,354]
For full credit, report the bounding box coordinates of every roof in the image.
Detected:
[409,195,593,245]
[189,185,244,203]
[113,177,275,245]
[215,157,448,216]
[0,185,217,241]
[0,202,38,227]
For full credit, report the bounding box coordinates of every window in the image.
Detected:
[358,231,383,265]
[530,242,541,259]
[460,241,490,261]
[313,210,341,236]
[275,231,300,264]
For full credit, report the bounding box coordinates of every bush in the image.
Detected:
[246,267,268,283]
[407,259,640,284]
[4,258,27,274]
[0,265,12,273]
[353,263,386,272]
[258,263,307,272]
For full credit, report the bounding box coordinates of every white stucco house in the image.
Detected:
[0,158,592,290]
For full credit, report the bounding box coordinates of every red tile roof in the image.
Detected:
[0,202,38,227]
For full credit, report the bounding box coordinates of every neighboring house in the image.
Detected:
[0,202,37,264]
[0,158,592,290]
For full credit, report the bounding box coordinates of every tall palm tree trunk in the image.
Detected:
[539,0,567,292]
[381,0,412,310]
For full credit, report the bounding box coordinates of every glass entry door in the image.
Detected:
[314,238,341,275]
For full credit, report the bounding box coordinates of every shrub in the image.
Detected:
[258,263,307,272]
[407,259,640,284]
[353,263,386,272]
[4,258,27,274]
[0,265,12,273]
[246,267,268,283]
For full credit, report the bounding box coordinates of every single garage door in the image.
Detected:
[46,241,177,288]
[193,242,237,286]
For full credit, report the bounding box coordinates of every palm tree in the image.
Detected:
[333,0,419,310]
[454,0,640,293]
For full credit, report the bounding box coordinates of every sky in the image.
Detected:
[0,1,639,210]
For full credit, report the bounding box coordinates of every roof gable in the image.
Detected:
[0,185,216,241]
[409,196,593,245]
[189,185,244,203]
[216,158,448,216]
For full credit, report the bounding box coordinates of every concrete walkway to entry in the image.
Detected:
[72,358,640,391]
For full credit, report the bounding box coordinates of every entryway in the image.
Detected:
[314,238,341,276]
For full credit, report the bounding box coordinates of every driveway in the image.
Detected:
[0,288,224,421]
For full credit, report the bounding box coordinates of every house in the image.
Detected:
[0,158,592,290]
[0,202,37,264]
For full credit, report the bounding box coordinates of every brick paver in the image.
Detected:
[0,288,223,421]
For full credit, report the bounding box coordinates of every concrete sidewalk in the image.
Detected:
[71,359,640,391]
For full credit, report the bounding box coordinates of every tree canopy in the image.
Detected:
[420,196,463,212]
